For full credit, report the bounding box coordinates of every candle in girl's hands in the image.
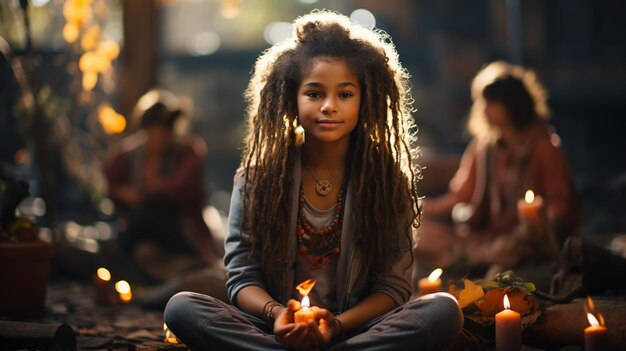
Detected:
[517,190,544,232]
[294,279,317,324]
[294,295,315,323]
[585,313,607,351]
[495,294,521,351]
[418,268,442,296]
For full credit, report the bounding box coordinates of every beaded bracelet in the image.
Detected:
[263,300,283,324]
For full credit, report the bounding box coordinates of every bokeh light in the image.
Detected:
[220,0,241,19]
[188,31,221,56]
[263,21,292,45]
[30,0,51,7]
[350,8,376,29]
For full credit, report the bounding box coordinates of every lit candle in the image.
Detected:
[163,323,180,344]
[93,267,112,305]
[495,294,521,351]
[294,295,315,324]
[584,313,607,351]
[294,278,317,324]
[115,280,133,303]
[418,268,442,296]
[517,190,544,232]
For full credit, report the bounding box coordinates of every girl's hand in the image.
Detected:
[274,299,296,338]
[274,299,318,350]
[277,304,339,350]
[309,307,338,349]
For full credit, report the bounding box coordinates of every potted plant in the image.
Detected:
[0,174,53,319]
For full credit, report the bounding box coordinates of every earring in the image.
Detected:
[293,118,305,147]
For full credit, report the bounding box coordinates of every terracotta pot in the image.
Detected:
[0,241,53,319]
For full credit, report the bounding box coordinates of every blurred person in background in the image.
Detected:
[415,61,580,286]
[105,89,224,284]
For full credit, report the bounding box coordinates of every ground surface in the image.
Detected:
[2,280,188,351]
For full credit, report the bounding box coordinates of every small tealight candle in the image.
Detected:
[584,313,607,351]
[495,294,521,351]
[517,190,544,232]
[418,268,443,296]
[93,267,113,305]
[294,295,315,324]
[115,280,133,303]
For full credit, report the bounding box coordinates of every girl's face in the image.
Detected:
[296,57,360,146]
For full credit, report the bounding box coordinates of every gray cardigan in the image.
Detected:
[224,151,413,313]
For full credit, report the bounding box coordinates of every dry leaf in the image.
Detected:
[458,279,485,309]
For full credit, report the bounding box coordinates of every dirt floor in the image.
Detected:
[1,280,189,351]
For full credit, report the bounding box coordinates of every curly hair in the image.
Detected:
[240,10,421,275]
[467,60,550,140]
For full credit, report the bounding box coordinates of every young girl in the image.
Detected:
[164,10,462,350]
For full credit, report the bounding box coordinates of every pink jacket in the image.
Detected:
[449,121,580,244]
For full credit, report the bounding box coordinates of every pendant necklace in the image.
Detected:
[303,161,340,196]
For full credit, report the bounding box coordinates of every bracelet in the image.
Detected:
[262,300,283,323]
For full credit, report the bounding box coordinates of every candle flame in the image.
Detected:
[428,268,443,282]
[587,313,600,326]
[115,280,132,302]
[503,294,511,310]
[296,278,317,297]
[163,323,180,344]
[301,295,310,309]
[584,296,605,326]
[524,190,535,203]
[599,313,605,326]
[115,280,131,294]
[96,267,111,281]
[586,296,595,311]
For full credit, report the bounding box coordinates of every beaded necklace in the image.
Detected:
[296,176,348,270]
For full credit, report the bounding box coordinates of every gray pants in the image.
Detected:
[164,291,463,350]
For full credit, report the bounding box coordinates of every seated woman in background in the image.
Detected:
[105,89,224,282]
[415,61,580,282]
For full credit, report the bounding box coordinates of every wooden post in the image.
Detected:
[120,0,158,120]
